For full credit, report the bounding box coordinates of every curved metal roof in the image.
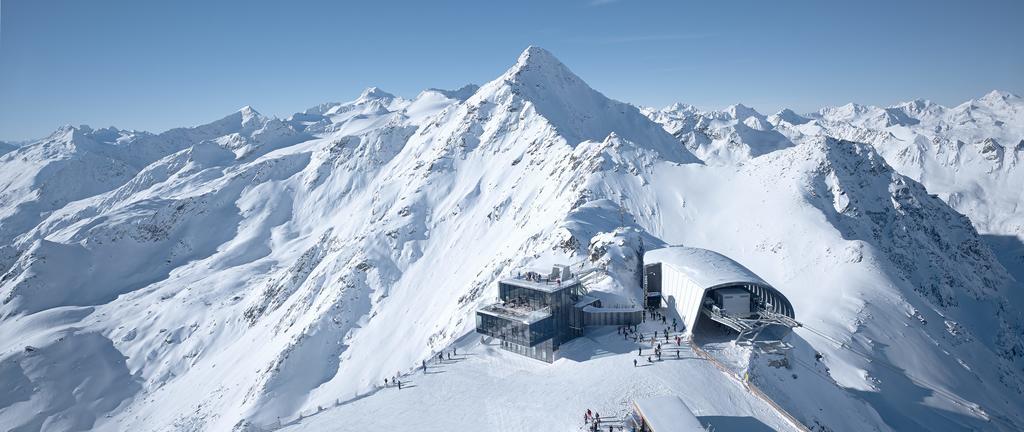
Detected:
[644,246,771,290]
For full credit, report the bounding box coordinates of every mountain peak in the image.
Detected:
[663,102,698,114]
[358,86,396,102]
[725,103,762,120]
[239,105,262,122]
[979,89,1020,104]
[515,46,562,69]
[468,46,697,163]
[424,84,479,101]
[769,108,811,126]
[503,46,578,86]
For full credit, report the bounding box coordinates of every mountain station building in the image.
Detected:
[643,247,799,342]
[476,265,641,362]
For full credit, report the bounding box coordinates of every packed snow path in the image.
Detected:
[279,321,799,432]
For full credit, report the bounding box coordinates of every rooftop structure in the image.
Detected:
[628,395,705,432]
[644,246,798,343]
[476,264,640,362]
[644,247,770,291]
[476,303,551,324]
[500,275,581,293]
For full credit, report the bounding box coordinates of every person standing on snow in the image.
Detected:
[633,358,638,367]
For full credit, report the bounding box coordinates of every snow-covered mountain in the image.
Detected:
[645,90,1024,282]
[1,47,1022,431]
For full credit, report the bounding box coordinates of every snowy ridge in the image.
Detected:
[0,48,1022,431]
[647,91,1024,276]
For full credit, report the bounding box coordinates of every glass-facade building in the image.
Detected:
[475,276,584,362]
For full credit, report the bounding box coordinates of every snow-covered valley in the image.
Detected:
[1,46,1022,431]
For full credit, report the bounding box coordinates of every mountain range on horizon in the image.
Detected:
[1,46,1022,432]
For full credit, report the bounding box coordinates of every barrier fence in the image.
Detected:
[689,341,811,432]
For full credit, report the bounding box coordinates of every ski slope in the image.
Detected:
[279,324,803,432]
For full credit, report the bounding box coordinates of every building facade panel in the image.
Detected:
[644,247,796,337]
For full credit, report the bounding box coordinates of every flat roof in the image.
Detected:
[633,395,704,432]
[645,246,770,290]
[500,276,580,293]
[477,303,551,324]
[575,295,600,308]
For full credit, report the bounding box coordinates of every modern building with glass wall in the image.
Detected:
[476,265,640,362]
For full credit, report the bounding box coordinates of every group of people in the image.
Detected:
[421,347,459,372]
[628,309,690,367]
[617,324,640,342]
[516,271,562,286]
[389,347,463,391]
[584,409,627,431]
[645,308,670,325]
[383,374,403,390]
[583,409,613,431]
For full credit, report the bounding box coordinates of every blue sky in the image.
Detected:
[1,0,1022,141]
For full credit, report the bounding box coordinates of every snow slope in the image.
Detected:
[0,47,1022,432]
[646,91,1024,281]
[279,325,804,432]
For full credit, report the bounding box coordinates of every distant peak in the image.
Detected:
[664,102,697,113]
[358,87,396,102]
[896,99,933,108]
[425,84,479,101]
[239,105,261,118]
[768,108,811,126]
[979,90,1019,104]
[725,103,762,120]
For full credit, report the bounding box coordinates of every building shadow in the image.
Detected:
[698,415,775,432]
[558,327,636,362]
